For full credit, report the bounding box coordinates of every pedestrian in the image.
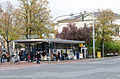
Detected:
[2,53,6,63]
[23,50,26,61]
[30,50,33,62]
[42,50,46,61]
[19,50,23,61]
[53,53,56,61]
[27,53,31,62]
[36,51,41,64]
[10,53,15,64]
[57,51,61,61]
[6,52,10,62]
[65,53,68,60]
[25,52,28,61]
[14,53,20,64]
[77,52,79,59]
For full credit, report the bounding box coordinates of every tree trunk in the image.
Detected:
[26,28,28,39]
[7,41,9,53]
[101,39,104,57]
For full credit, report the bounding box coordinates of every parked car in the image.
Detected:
[106,53,119,57]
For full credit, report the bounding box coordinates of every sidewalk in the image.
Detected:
[0,56,119,67]
[0,59,89,67]
[0,58,93,67]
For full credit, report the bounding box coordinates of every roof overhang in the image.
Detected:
[13,39,85,44]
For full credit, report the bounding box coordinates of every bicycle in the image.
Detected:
[10,55,20,65]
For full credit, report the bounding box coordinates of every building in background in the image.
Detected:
[54,11,120,40]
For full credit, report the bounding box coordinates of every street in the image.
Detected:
[0,57,120,79]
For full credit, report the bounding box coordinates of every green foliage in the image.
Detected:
[95,9,117,42]
[0,2,22,52]
[18,0,52,39]
[104,41,120,53]
[95,9,118,56]
[0,2,21,42]
[94,40,120,54]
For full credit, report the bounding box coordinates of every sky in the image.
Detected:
[48,0,120,18]
[0,0,120,19]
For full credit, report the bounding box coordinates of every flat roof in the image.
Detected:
[13,39,85,44]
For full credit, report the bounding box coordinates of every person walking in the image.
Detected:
[36,51,41,64]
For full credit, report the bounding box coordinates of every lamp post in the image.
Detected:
[93,11,95,58]
[81,11,96,58]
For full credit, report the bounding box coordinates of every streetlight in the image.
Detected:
[81,11,95,58]
[93,11,95,58]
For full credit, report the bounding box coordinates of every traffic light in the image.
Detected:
[50,42,54,49]
[82,14,84,21]
[47,43,54,49]
[47,43,50,48]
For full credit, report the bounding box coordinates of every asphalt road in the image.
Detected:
[0,57,120,79]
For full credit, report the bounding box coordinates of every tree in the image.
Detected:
[18,0,51,39]
[56,23,92,45]
[0,1,21,53]
[95,9,118,57]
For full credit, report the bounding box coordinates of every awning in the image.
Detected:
[13,39,85,44]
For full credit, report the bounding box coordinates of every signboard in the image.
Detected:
[21,35,40,39]
[79,43,83,47]
[80,53,83,59]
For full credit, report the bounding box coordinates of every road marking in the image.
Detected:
[0,67,19,70]
[117,75,120,76]
[0,76,19,78]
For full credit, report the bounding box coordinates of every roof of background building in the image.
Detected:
[13,39,85,44]
[57,12,120,23]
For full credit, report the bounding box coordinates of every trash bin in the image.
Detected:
[97,52,101,58]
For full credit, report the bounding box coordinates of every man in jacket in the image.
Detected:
[36,51,41,64]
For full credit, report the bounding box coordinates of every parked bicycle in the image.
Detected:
[10,54,20,65]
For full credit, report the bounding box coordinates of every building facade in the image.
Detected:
[54,12,120,40]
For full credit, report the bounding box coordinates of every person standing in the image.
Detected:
[19,50,23,61]
[42,50,46,61]
[23,50,26,61]
[58,51,61,61]
[36,51,41,64]
[30,50,33,62]
[6,52,10,62]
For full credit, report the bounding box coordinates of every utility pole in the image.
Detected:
[93,11,96,58]
[48,26,51,64]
